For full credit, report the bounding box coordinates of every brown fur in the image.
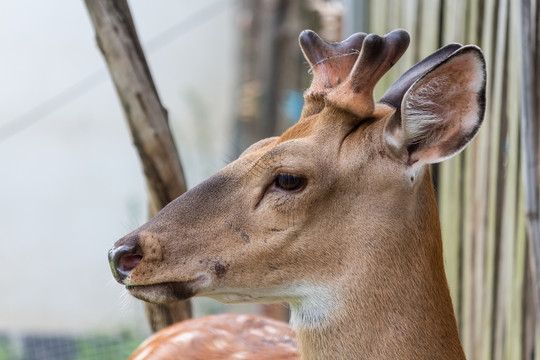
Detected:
[110,30,486,359]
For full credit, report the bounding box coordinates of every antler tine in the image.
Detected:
[327,29,410,119]
[299,30,367,116]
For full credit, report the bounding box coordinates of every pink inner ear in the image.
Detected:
[402,50,485,165]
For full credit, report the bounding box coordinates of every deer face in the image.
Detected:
[109,30,486,317]
[109,108,400,305]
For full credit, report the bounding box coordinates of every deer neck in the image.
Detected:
[289,175,465,360]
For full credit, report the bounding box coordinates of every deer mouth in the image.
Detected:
[126,274,209,304]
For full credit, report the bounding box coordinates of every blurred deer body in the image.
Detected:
[129,314,299,360]
[110,29,486,359]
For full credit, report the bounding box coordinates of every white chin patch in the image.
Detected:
[210,293,258,303]
[128,286,167,303]
[202,282,336,327]
[288,284,336,329]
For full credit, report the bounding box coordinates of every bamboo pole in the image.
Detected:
[520,0,540,345]
[488,2,511,359]
[502,7,523,355]
[84,0,191,332]
[460,0,482,350]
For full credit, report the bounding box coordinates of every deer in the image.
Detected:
[109,28,486,360]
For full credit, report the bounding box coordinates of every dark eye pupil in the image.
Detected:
[275,174,304,191]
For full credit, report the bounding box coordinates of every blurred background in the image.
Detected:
[1,0,539,359]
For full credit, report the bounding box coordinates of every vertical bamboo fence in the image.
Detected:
[359,0,540,359]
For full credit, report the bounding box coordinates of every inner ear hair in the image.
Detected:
[385,45,486,168]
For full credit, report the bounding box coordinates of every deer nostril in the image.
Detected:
[118,253,142,272]
[109,244,143,282]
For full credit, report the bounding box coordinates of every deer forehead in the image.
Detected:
[239,104,397,178]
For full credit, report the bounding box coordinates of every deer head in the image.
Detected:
[110,29,485,359]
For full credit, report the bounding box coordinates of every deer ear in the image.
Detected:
[384,46,486,167]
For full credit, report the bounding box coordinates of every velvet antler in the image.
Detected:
[299,30,367,117]
[326,29,410,119]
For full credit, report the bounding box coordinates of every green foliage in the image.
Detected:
[0,339,18,360]
[74,332,144,360]
[0,331,145,360]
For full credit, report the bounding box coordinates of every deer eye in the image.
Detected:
[274,173,306,191]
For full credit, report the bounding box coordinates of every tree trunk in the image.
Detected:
[84,0,191,332]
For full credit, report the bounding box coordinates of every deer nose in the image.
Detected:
[108,244,143,283]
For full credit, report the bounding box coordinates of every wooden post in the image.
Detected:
[84,0,191,331]
[519,0,540,338]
